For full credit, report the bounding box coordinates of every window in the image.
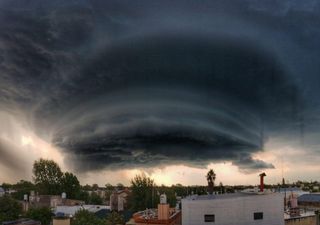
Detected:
[204,214,215,222]
[254,212,263,220]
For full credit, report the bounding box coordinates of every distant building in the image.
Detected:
[182,192,284,225]
[55,205,110,217]
[110,189,130,211]
[28,192,84,208]
[279,187,309,196]
[298,194,320,210]
[0,187,5,197]
[2,219,41,225]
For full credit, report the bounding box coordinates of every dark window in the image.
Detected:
[204,214,215,222]
[254,212,263,220]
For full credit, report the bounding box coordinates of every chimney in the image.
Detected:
[259,172,266,192]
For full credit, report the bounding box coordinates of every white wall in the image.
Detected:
[182,193,284,225]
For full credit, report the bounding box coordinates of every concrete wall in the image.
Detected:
[53,218,70,225]
[182,193,284,225]
[285,216,316,225]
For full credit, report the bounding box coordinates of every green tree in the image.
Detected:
[105,183,114,191]
[77,191,90,203]
[105,183,114,201]
[89,192,103,205]
[26,207,52,225]
[206,169,216,195]
[71,209,105,225]
[116,183,124,190]
[106,211,124,225]
[33,158,63,195]
[0,196,22,223]
[1,183,12,192]
[11,180,35,200]
[92,184,99,190]
[130,174,155,211]
[61,172,80,199]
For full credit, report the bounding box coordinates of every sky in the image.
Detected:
[0,0,320,186]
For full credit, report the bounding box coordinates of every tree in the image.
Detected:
[33,158,63,195]
[206,169,216,195]
[0,196,22,223]
[106,211,124,225]
[11,180,35,200]
[61,172,80,199]
[130,174,155,211]
[219,182,225,194]
[89,192,103,205]
[77,191,90,203]
[105,183,114,191]
[26,207,53,225]
[71,209,105,225]
[92,184,99,190]
[116,183,124,190]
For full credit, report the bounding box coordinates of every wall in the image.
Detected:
[285,216,316,225]
[182,193,284,225]
[53,218,70,225]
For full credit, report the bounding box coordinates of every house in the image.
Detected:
[182,191,284,225]
[28,192,84,208]
[110,189,130,211]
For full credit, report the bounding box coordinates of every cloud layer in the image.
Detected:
[0,0,319,174]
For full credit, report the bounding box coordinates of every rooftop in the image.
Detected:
[2,219,41,225]
[183,190,276,201]
[298,194,320,202]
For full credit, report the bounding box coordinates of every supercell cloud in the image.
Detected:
[0,0,319,174]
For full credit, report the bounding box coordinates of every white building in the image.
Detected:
[182,192,284,225]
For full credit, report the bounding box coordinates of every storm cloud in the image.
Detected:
[0,0,319,174]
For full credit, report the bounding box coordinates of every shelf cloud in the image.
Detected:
[0,0,319,175]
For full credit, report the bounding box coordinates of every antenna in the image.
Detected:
[281,156,284,184]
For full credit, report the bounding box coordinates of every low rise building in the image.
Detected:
[128,194,181,225]
[110,189,130,211]
[298,194,320,210]
[182,191,284,225]
[55,205,110,217]
[2,219,41,225]
[28,192,84,208]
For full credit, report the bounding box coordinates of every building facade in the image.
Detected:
[110,189,129,211]
[182,192,284,225]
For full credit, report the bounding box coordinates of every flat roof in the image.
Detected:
[183,192,277,201]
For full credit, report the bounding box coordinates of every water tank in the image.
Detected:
[160,193,167,204]
[62,192,67,199]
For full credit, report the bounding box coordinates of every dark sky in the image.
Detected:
[0,0,320,180]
